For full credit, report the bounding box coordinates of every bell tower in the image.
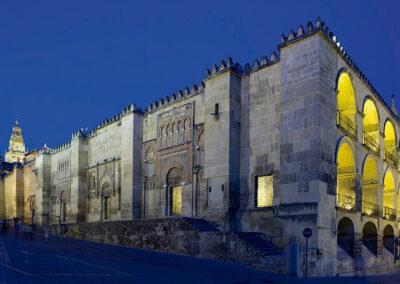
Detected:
[5,120,26,163]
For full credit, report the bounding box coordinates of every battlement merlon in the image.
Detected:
[279,16,398,122]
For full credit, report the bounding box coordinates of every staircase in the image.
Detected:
[183,218,218,232]
[236,232,283,256]
[236,232,286,273]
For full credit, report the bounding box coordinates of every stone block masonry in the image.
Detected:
[1,17,399,277]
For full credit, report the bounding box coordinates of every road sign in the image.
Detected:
[303,227,312,277]
[303,228,312,238]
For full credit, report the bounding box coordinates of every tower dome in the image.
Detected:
[5,120,26,163]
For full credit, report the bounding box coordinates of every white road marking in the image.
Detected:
[0,235,18,283]
[0,261,131,277]
[56,254,130,275]
[20,250,33,255]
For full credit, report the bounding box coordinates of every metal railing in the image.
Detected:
[337,111,357,137]
[363,179,379,186]
[362,200,379,217]
[337,177,355,189]
[337,167,355,175]
[384,148,398,167]
[363,132,380,155]
[383,206,396,221]
[336,194,356,211]
[363,123,379,133]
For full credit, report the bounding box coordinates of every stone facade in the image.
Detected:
[1,17,400,277]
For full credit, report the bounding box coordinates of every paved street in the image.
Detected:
[0,232,295,284]
[1,232,400,284]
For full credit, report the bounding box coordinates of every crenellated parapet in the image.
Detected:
[88,103,142,137]
[242,51,280,75]
[145,81,205,114]
[50,141,71,154]
[204,57,242,79]
[280,17,398,120]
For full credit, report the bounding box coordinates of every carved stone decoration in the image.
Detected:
[143,142,156,182]
[60,191,66,202]
[194,125,205,168]
[157,103,193,150]
[102,182,112,198]
[99,173,113,198]
[29,195,36,211]
[160,155,188,185]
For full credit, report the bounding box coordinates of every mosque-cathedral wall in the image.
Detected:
[2,18,400,276]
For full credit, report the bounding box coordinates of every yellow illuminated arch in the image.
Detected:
[362,155,379,216]
[383,170,395,210]
[337,72,357,136]
[363,156,378,183]
[363,99,379,129]
[363,99,380,152]
[337,72,356,112]
[384,119,396,161]
[384,120,396,144]
[336,141,356,209]
[337,142,355,172]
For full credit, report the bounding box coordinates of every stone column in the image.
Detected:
[379,131,384,159]
[142,180,146,218]
[353,232,363,272]
[192,173,197,217]
[377,234,383,257]
[162,184,168,216]
[353,232,363,259]
[355,174,362,213]
[356,110,363,143]
[378,185,384,219]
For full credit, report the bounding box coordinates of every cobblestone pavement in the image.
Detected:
[0,232,399,284]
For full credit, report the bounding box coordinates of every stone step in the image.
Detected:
[236,232,284,257]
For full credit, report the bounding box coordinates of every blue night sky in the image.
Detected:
[1,0,399,152]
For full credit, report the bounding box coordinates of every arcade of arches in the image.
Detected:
[337,217,397,259]
[336,142,398,220]
[336,70,400,262]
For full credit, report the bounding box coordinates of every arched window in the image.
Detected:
[336,142,356,210]
[337,72,357,137]
[383,170,395,221]
[363,99,380,154]
[362,155,379,217]
[384,120,397,167]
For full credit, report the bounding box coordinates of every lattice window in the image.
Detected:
[256,175,274,207]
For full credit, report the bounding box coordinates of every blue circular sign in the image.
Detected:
[303,228,312,238]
